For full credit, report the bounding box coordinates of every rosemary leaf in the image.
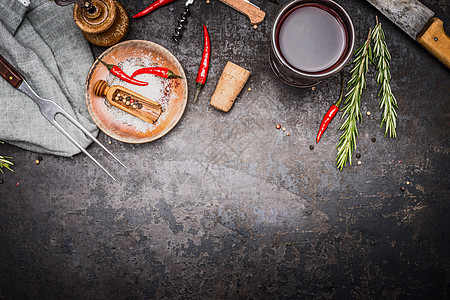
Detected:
[336,29,372,170]
[372,21,398,138]
[0,141,14,173]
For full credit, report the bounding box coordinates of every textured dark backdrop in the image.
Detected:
[1,0,449,299]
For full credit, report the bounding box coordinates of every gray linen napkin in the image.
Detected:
[0,0,98,157]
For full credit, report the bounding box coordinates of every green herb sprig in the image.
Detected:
[372,17,398,138]
[0,141,14,173]
[336,29,372,170]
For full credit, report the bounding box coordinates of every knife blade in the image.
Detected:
[367,0,450,68]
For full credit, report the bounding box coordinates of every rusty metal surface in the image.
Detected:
[1,0,449,298]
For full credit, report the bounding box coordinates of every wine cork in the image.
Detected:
[210,61,250,112]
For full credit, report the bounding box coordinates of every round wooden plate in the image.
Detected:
[85,40,188,143]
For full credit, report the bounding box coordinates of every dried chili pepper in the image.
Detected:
[316,71,345,143]
[131,67,182,79]
[193,25,210,103]
[132,0,177,19]
[97,58,148,86]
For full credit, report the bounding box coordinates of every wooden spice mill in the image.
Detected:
[54,0,129,47]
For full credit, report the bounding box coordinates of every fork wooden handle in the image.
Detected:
[0,54,23,88]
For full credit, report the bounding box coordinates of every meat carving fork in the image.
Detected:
[0,54,126,181]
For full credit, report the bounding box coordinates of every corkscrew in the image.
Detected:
[172,0,195,42]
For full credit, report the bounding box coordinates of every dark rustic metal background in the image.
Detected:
[1,0,449,298]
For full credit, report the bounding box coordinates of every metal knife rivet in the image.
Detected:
[434,37,438,41]
[8,76,13,80]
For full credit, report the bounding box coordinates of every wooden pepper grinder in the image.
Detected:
[55,0,129,47]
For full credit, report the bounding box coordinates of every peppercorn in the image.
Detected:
[248,88,252,92]
[35,160,40,165]
[366,111,371,116]
[357,161,362,165]
[309,145,314,150]
[311,86,316,91]
[286,132,291,136]
[282,127,286,132]
[401,186,405,191]
[406,181,410,185]
[356,153,361,159]
[0,179,3,184]
[253,25,258,29]
[132,105,137,109]
[276,124,281,130]
[137,103,143,109]
[38,156,43,161]
[371,137,376,142]
[126,101,130,106]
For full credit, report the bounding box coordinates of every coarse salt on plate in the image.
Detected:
[85,40,188,143]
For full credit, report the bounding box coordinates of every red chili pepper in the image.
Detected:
[316,71,345,143]
[193,25,210,103]
[131,67,182,79]
[132,0,177,19]
[97,58,148,86]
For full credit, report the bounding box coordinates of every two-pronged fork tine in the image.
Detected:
[18,81,126,181]
[0,54,125,181]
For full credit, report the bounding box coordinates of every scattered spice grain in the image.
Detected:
[357,161,362,165]
[356,153,361,159]
[366,111,371,116]
[282,127,286,132]
[309,145,314,150]
[401,186,405,191]
[35,160,40,165]
[0,179,3,184]
[276,124,281,130]
[371,137,376,142]
[253,25,258,29]
[286,132,291,136]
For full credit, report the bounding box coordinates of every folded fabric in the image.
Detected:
[0,0,98,157]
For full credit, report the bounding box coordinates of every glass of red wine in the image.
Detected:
[269,0,355,87]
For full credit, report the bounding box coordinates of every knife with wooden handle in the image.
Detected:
[367,0,449,68]
[219,0,265,25]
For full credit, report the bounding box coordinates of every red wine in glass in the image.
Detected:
[277,4,347,73]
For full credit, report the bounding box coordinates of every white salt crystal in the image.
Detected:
[105,57,173,133]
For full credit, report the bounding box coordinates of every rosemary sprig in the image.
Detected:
[336,29,372,170]
[0,141,14,173]
[0,155,14,173]
[372,18,398,138]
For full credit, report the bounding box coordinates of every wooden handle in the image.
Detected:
[0,54,23,88]
[417,17,450,68]
[219,0,265,25]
